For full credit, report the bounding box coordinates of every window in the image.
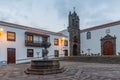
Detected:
[54,39,59,45]
[7,31,16,41]
[42,36,47,42]
[26,35,33,42]
[86,32,91,39]
[54,50,59,57]
[27,49,34,57]
[64,40,68,46]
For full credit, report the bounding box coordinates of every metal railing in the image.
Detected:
[25,40,43,47]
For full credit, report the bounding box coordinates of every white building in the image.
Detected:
[1,11,120,64]
[0,21,68,64]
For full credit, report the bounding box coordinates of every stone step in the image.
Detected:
[25,67,65,75]
[27,67,64,71]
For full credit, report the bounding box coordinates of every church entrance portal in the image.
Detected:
[103,41,113,55]
[101,34,116,55]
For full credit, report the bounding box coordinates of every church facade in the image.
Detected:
[61,11,120,56]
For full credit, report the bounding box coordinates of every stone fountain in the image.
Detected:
[25,41,64,75]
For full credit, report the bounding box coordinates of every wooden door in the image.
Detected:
[7,48,16,64]
[103,41,113,55]
[64,50,68,56]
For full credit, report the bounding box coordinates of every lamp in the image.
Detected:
[0,28,3,32]
[61,37,65,44]
[0,28,3,36]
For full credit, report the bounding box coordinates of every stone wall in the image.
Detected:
[58,56,120,64]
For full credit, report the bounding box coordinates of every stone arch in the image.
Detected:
[73,44,77,56]
[101,34,116,55]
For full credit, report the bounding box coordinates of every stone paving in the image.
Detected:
[0,61,120,80]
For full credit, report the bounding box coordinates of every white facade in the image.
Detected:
[0,21,68,64]
[1,19,120,65]
[80,25,120,55]
[61,21,120,56]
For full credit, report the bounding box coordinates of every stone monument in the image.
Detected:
[25,41,64,75]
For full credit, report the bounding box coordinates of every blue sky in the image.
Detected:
[0,0,120,32]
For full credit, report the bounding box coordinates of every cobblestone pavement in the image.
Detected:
[1,61,120,80]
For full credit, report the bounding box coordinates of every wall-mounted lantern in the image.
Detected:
[0,28,3,36]
[61,37,65,44]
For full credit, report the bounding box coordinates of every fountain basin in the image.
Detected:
[25,59,64,75]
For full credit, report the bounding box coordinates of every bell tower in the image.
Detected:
[68,10,80,56]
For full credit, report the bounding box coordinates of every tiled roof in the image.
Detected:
[1,20,119,36]
[0,21,64,36]
[81,21,120,32]
[25,31,49,37]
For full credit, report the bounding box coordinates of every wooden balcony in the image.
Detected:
[25,40,43,47]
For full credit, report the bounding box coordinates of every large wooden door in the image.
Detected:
[64,50,68,56]
[103,41,113,55]
[7,48,16,64]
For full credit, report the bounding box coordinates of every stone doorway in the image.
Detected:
[101,34,116,55]
[73,44,77,56]
[7,48,16,64]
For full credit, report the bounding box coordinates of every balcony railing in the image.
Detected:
[25,40,44,47]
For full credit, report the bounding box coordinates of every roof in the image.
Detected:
[1,20,119,36]
[59,20,120,34]
[81,20,120,32]
[25,31,49,37]
[0,21,66,36]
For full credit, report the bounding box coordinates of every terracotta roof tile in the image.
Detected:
[81,21,120,32]
[0,21,58,36]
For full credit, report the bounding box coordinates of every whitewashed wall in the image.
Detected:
[81,25,120,55]
[0,25,69,64]
[48,34,68,58]
[59,30,70,56]
[0,25,26,64]
[0,25,44,64]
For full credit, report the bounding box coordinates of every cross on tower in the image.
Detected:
[73,7,76,12]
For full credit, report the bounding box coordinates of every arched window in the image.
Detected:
[86,32,91,39]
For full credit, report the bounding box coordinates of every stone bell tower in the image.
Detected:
[68,10,80,56]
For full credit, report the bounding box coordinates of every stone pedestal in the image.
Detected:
[25,59,64,75]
